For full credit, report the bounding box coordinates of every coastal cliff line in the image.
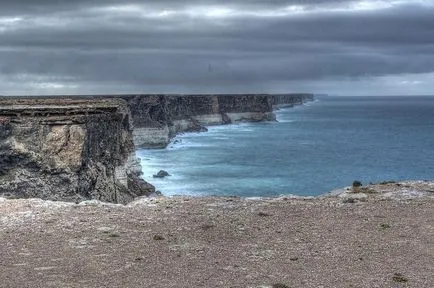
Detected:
[0,93,313,203]
[119,93,314,148]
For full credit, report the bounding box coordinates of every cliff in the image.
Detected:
[120,94,312,148]
[0,93,313,203]
[0,98,155,204]
[272,93,314,108]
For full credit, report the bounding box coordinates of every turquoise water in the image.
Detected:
[137,96,434,197]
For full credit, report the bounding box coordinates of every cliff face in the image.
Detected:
[0,98,155,204]
[272,94,314,108]
[122,94,292,148]
[118,95,171,149]
[217,94,275,124]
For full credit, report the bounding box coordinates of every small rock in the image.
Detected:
[153,170,171,178]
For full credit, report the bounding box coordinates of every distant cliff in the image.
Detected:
[120,94,313,148]
[0,98,155,204]
[272,93,314,108]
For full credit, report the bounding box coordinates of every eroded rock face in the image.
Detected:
[42,124,85,170]
[0,98,155,204]
[120,94,309,148]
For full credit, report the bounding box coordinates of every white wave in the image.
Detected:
[167,142,213,151]
[206,122,254,132]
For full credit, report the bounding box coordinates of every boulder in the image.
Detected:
[153,170,171,178]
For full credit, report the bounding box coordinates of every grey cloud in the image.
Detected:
[0,0,434,95]
[0,1,351,15]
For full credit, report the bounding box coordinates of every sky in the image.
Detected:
[0,0,433,96]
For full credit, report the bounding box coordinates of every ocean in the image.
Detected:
[137,96,434,197]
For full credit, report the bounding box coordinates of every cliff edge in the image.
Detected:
[0,98,155,204]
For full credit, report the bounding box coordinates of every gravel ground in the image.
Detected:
[1,182,434,288]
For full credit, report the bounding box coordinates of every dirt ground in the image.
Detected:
[1,182,433,288]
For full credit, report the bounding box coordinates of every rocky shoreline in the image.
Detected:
[1,181,433,287]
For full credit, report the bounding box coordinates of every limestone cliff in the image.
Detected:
[0,98,155,204]
[121,94,308,148]
[272,93,314,108]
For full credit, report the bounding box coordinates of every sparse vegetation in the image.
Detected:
[380,223,391,230]
[358,187,378,194]
[392,273,409,283]
[351,185,378,194]
[272,284,290,288]
[44,219,56,224]
[108,232,121,238]
[352,180,362,188]
[153,234,165,241]
[379,180,396,185]
[342,198,356,204]
[200,224,215,230]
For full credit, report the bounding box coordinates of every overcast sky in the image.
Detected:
[1,0,433,96]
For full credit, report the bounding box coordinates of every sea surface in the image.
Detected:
[137,96,434,197]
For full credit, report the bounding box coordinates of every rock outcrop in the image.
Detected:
[0,98,155,204]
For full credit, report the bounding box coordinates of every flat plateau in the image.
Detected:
[1,181,433,288]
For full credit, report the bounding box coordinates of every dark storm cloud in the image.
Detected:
[1,0,434,95]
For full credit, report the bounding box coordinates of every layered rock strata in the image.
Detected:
[0,98,155,204]
[120,94,313,148]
